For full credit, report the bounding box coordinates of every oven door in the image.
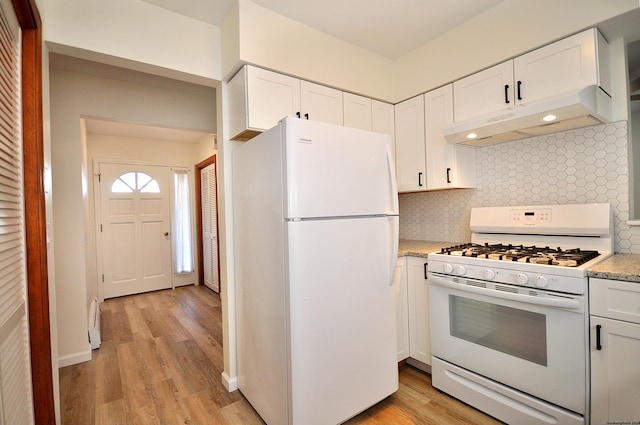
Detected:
[428,272,587,415]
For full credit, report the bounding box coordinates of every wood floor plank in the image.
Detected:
[218,398,264,425]
[59,358,96,425]
[124,304,154,340]
[60,285,504,424]
[95,352,123,405]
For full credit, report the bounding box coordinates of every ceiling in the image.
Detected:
[140,0,504,60]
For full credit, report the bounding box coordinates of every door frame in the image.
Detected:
[16,0,57,422]
[195,154,221,292]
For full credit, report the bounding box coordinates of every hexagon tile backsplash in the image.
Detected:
[399,120,640,253]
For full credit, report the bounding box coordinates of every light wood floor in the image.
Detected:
[60,285,502,424]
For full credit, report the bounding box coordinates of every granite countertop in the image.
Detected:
[398,239,462,259]
[586,254,640,283]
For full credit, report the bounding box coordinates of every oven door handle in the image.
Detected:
[429,274,581,310]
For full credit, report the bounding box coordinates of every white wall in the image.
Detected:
[222,0,639,103]
[394,0,639,102]
[195,133,217,163]
[43,0,222,85]
[224,0,396,101]
[49,61,216,366]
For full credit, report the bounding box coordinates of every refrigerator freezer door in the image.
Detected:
[282,118,398,219]
[286,216,399,425]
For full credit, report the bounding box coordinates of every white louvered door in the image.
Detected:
[0,0,35,423]
[200,162,219,293]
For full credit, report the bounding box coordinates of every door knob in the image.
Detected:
[164,232,169,236]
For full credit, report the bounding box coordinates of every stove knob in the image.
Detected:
[516,273,529,285]
[455,265,466,276]
[484,269,496,280]
[536,275,549,288]
[443,263,453,273]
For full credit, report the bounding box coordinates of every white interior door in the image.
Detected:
[200,162,219,293]
[98,162,172,299]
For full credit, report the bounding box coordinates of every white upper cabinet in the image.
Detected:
[228,65,344,140]
[300,80,343,126]
[343,92,372,131]
[371,100,395,158]
[453,28,608,123]
[424,85,476,190]
[228,65,301,141]
[514,28,608,105]
[453,61,514,123]
[395,95,426,193]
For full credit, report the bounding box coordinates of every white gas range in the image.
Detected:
[427,203,612,425]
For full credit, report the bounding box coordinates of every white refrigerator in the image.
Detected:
[233,117,399,425]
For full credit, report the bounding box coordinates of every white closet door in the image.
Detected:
[0,2,35,423]
[201,162,219,293]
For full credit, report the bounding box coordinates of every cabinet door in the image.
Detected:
[514,29,601,106]
[343,92,372,131]
[407,257,430,365]
[425,85,455,190]
[246,66,301,132]
[300,80,343,126]
[453,60,514,122]
[394,95,426,193]
[590,316,640,424]
[394,257,409,362]
[372,100,395,160]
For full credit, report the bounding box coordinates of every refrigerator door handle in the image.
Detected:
[388,216,399,286]
[386,145,399,214]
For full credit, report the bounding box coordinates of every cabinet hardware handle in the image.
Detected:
[446,167,451,184]
[596,324,602,350]
[296,112,301,118]
[418,172,423,187]
[504,84,510,104]
[424,263,428,279]
[304,113,309,120]
[517,81,522,101]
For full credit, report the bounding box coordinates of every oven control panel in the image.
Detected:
[470,203,611,236]
[426,255,588,295]
[510,207,551,223]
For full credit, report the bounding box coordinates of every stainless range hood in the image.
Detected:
[443,85,612,146]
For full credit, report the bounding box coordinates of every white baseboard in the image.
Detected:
[222,371,238,392]
[58,345,92,368]
[406,357,432,374]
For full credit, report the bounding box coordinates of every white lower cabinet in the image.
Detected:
[395,256,431,366]
[394,257,409,361]
[589,278,640,424]
[406,257,431,365]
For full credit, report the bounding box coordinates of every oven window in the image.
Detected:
[449,295,547,366]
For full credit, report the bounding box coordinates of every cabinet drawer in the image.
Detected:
[590,278,640,324]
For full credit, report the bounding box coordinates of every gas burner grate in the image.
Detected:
[438,243,599,267]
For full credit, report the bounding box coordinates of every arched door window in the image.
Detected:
[111,171,160,193]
